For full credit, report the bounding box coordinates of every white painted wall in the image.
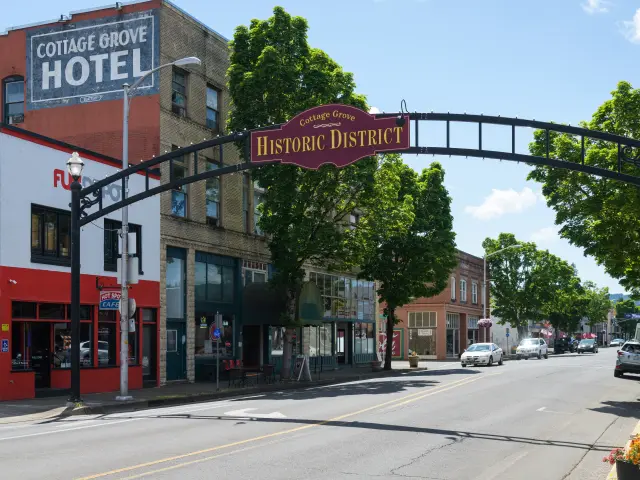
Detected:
[0,131,160,281]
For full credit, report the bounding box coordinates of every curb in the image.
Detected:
[606,419,640,479]
[65,368,421,417]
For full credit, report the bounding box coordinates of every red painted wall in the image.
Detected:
[0,266,159,400]
[0,1,162,163]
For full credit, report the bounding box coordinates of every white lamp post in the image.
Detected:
[117,56,201,401]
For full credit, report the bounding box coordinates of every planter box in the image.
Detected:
[408,357,419,368]
[617,460,640,480]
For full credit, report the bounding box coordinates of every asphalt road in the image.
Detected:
[0,349,638,480]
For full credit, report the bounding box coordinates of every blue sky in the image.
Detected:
[4,0,640,292]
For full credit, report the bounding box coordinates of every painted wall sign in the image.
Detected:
[250,104,410,169]
[1,339,8,353]
[26,10,160,110]
[99,290,121,310]
[1,324,8,332]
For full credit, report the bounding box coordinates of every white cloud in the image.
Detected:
[464,187,538,220]
[531,226,559,244]
[582,0,610,14]
[369,106,381,114]
[622,8,640,43]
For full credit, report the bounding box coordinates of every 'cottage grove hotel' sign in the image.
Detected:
[26,10,159,110]
[250,104,411,169]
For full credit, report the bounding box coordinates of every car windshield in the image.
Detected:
[580,340,594,345]
[520,339,537,345]
[466,344,490,352]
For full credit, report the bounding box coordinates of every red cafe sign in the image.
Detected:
[250,104,410,169]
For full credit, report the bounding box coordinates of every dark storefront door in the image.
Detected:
[142,324,157,385]
[31,323,51,389]
[242,325,261,367]
[166,322,186,381]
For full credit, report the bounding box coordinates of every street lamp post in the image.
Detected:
[117,56,201,400]
[482,244,523,341]
[67,152,84,404]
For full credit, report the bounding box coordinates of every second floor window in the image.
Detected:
[103,219,143,274]
[206,86,220,130]
[349,213,360,230]
[460,279,467,302]
[171,146,188,217]
[253,181,265,235]
[205,158,220,226]
[171,69,187,117]
[242,174,250,233]
[31,205,70,265]
[450,276,456,301]
[4,76,24,125]
[472,282,478,304]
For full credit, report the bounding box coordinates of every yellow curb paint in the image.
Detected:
[76,373,498,480]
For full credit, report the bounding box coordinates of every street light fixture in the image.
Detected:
[67,152,84,404]
[483,244,523,320]
[117,56,201,401]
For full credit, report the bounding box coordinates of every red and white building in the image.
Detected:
[0,125,160,400]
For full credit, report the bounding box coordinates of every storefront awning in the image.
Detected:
[242,281,324,326]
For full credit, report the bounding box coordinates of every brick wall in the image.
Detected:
[158,3,269,383]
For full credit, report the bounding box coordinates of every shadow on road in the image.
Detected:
[229,369,481,402]
[125,411,618,453]
[589,400,640,419]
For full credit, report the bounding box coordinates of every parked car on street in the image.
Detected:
[461,343,503,367]
[553,337,571,354]
[577,339,598,354]
[610,338,626,347]
[614,340,640,378]
[516,338,548,360]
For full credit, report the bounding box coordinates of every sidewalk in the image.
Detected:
[606,420,640,479]
[0,362,434,424]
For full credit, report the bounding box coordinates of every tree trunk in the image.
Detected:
[280,284,301,380]
[517,325,527,340]
[384,307,395,371]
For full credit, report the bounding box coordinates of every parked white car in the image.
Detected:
[610,338,626,347]
[614,340,640,378]
[461,343,503,367]
[516,338,548,360]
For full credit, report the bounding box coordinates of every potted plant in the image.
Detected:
[408,351,419,368]
[602,435,640,479]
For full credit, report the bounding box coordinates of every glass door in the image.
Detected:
[446,329,459,357]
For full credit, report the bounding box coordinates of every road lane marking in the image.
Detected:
[76,373,498,480]
[537,407,547,412]
[223,408,286,419]
[0,418,141,442]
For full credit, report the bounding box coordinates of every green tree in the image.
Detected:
[228,7,379,378]
[614,299,639,337]
[482,234,541,338]
[582,281,611,328]
[542,271,587,337]
[528,81,640,293]
[357,159,457,370]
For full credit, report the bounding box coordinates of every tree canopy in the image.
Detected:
[528,81,640,294]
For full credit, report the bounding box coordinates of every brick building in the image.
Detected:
[0,0,377,390]
[380,250,488,361]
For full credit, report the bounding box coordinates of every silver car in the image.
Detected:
[614,340,640,378]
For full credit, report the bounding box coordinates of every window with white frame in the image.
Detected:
[460,279,467,302]
[243,260,267,286]
[471,281,478,304]
[408,312,437,328]
[446,313,460,329]
[450,276,456,301]
[467,316,479,329]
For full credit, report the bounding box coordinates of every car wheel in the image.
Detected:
[488,356,493,367]
[537,351,542,360]
[461,363,466,367]
[516,355,521,360]
[524,356,528,360]
[544,352,548,359]
[614,370,623,378]
[498,355,503,366]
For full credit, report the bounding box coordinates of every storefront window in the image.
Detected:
[467,315,479,346]
[195,253,235,304]
[271,326,285,356]
[11,322,31,370]
[12,302,36,319]
[98,311,117,366]
[309,272,374,321]
[194,313,233,358]
[39,303,65,319]
[408,311,437,356]
[354,322,375,354]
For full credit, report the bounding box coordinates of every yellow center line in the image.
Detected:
[76,372,501,480]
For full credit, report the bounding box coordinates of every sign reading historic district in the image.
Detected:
[26,10,160,110]
[250,104,410,169]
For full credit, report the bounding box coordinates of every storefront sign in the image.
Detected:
[26,10,160,110]
[200,316,208,329]
[1,339,8,353]
[1,324,8,332]
[417,329,433,337]
[250,104,410,169]
[99,290,121,310]
[378,330,401,358]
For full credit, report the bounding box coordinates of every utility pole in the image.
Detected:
[117,83,132,401]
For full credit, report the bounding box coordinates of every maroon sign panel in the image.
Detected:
[378,330,402,358]
[250,104,410,169]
